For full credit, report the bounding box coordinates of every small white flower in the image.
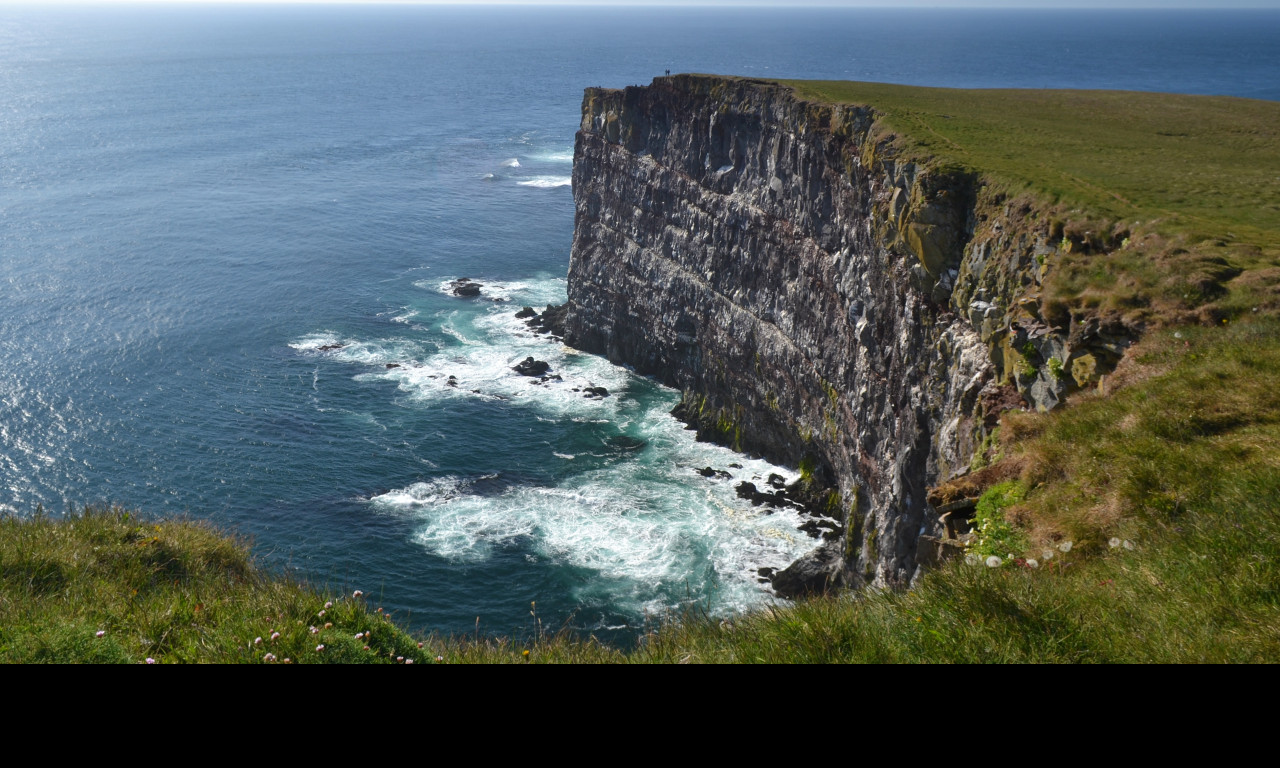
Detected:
[985,556,1003,568]
[1123,540,1135,550]
[1042,549,1055,561]
[355,632,364,640]
[964,553,980,566]
[316,644,325,652]
[1026,559,1039,569]
[1109,538,1121,549]
[270,632,280,641]
[397,656,404,663]
[309,626,319,634]
[254,636,263,645]
[318,610,325,618]
[145,658,156,664]
[353,590,363,598]
[263,653,277,663]
[95,630,106,638]
[324,601,333,610]
[1058,541,1074,553]
[405,659,414,665]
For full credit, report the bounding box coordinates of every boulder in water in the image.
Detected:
[449,278,483,297]
[513,356,551,377]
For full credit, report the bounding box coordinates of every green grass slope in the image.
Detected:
[0,508,426,664]
[784,81,1280,246]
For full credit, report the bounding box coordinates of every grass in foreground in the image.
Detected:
[0,508,424,664]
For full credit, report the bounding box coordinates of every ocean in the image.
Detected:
[2,4,1277,641]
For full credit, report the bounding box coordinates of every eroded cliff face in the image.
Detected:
[564,76,1123,590]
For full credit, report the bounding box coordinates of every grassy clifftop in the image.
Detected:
[784,80,1280,246]
[785,80,1280,331]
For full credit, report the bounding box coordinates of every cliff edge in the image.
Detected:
[563,75,1186,591]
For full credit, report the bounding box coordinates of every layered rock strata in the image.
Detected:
[563,75,1125,591]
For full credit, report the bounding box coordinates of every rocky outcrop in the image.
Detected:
[564,75,1128,590]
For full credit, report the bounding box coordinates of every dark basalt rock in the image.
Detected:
[583,386,610,399]
[513,357,551,377]
[770,543,845,598]
[524,303,569,338]
[449,278,483,297]
[735,481,787,508]
[316,344,346,352]
[385,363,402,369]
[515,306,538,319]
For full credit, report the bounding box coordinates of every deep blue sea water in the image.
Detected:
[2,5,1277,640]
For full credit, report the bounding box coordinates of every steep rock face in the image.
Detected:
[564,76,1118,589]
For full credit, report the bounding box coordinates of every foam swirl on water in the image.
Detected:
[298,275,823,623]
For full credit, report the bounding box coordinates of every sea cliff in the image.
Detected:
[563,75,1132,592]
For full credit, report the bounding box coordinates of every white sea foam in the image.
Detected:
[517,176,571,189]
[429,278,544,304]
[372,435,817,616]
[310,273,821,618]
[289,332,344,352]
[291,332,432,368]
[530,150,573,163]
[500,157,521,168]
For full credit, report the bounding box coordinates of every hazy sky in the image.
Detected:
[4,0,1278,8]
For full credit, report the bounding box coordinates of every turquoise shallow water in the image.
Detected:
[2,5,1277,641]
